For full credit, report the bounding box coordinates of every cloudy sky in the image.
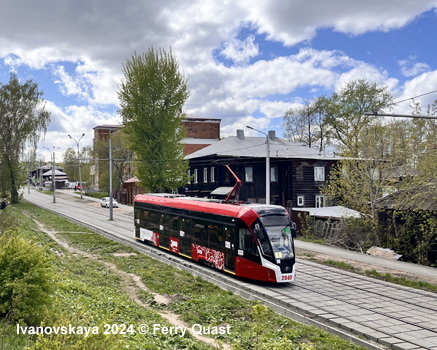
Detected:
[1,0,437,160]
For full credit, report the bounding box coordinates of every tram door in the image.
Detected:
[224,226,236,272]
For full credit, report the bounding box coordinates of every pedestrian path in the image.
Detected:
[295,240,437,282]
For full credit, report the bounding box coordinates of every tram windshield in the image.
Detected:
[260,215,294,260]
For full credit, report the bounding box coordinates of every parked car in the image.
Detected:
[100,197,118,208]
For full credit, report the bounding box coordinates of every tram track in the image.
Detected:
[268,260,437,335]
[22,189,437,350]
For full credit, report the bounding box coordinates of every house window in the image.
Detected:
[194,169,198,184]
[314,167,325,181]
[211,167,215,182]
[187,170,191,184]
[315,195,326,208]
[297,195,304,206]
[270,167,278,182]
[245,167,253,183]
[203,168,208,183]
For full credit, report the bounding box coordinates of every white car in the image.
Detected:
[100,197,118,208]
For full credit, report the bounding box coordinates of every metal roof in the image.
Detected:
[42,169,68,176]
[210,187,234,195]
[293,206,361,219]
[185,134,338,160]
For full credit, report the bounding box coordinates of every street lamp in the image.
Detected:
[68,133,85,199]
[246,126,271,205]
[43,145,59,203]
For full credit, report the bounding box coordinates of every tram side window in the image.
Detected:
[165,214,179,236]
[192,222,207,245]
[148,211,162,231]
[180,218,191,238]
[140,210,150,228]
[239,228,258,256]
[208,224,223,251]
[137,210,149,228]
[252,221,274,259]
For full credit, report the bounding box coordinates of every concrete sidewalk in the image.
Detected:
[295,240,437,281]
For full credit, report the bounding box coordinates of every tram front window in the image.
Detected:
[259,215,294,260]
[265,225,294,259]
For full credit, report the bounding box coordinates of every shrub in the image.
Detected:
[0,229,55,325]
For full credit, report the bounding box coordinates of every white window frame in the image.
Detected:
[194,169,198,184]
[211,167,215,182]
[314,167,325,181]
[187,169,191,184]
[270,167,278,182]
[297,195,305,206]
[245,167,253,183]
[203,168,208,183]
[315,195,326,208]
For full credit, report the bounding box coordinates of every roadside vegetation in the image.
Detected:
[365,269,437,293]
[0,203,367,350]
[298,250,437,294]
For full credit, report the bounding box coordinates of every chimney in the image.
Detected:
[236,129,245,140]
[268,130,276,141]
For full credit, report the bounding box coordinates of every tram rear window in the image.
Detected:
[259,215,289,227]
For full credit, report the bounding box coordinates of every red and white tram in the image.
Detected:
[134,194,296,283]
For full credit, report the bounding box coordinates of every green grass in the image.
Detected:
[365,269,437,293]
[0,202,369,350]
[323,260,355,270]
[83,192,108,199]
[297,237,327,245]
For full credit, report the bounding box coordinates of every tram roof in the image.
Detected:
[135,194,259,220]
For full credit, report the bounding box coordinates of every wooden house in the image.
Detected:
[184,129,339,209]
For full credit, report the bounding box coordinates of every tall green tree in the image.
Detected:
[0,72,50,203]
[324,79,393,157]
[118,48,190,192]
[319,80,395,246]
[63,146,79,181]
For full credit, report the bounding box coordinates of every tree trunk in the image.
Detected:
[7,157,19,203]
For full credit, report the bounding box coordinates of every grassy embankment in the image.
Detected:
[1,203,367,350]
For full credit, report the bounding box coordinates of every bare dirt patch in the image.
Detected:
[30,216,230,349]
[112,252,138,258]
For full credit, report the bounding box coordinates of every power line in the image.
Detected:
[392,89,437,106]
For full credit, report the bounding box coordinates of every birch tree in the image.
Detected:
[0,72,50,203]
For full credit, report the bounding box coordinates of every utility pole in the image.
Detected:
[44,145,59,203]
[27,156,30,194]
[109,138,113,220]
[246,126,271,205]
[68,133,85,199]
[52,151,56,203]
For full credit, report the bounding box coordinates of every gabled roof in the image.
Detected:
[185,132,337,161]
[42,169,68,176]
[376,184,437,211]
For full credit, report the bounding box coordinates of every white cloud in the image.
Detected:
[241,0,437,45]
[220,34,259,65]
[394,70,437,113]
[398,56,431,77]
[1,0,437,154]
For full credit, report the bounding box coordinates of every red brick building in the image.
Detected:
[92,114,221,202]
[93,125,119,142]
[182,114,221,154]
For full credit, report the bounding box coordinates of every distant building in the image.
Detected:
[30,164,67,188]
[92,114,222,202]
[182,114,221,154]
[93,125,119,142]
